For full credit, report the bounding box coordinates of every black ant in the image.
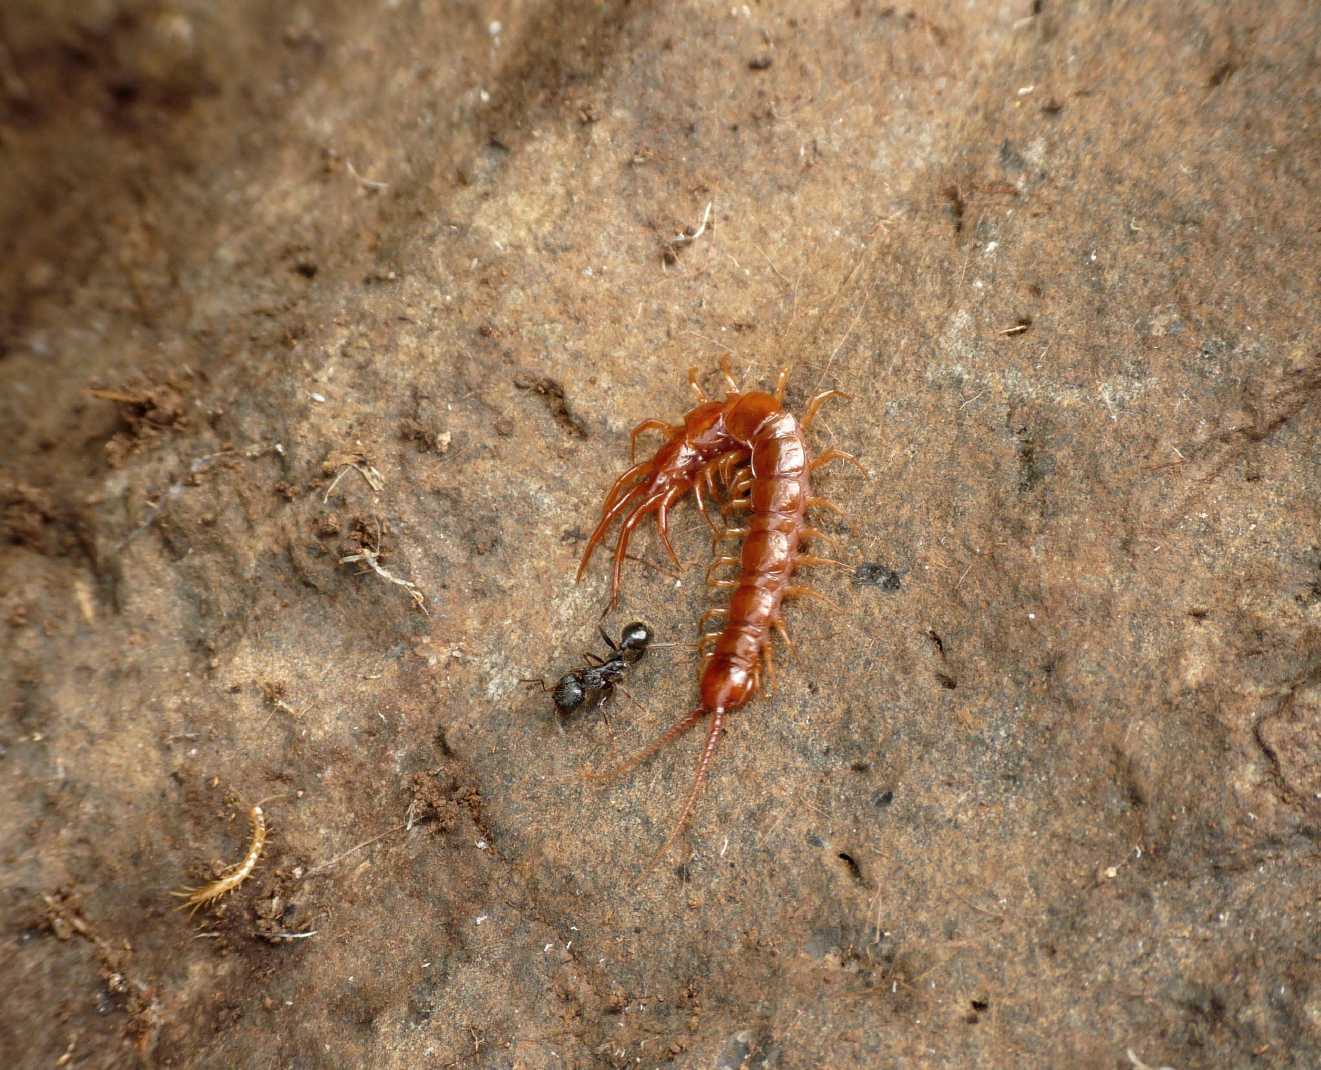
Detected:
[528,622,653,721]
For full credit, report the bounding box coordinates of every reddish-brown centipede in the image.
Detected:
[577,363,865,864]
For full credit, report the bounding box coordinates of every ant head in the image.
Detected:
[620,621,652,652]
[552,673,586,713]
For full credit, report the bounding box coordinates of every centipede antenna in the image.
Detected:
[636,707,726,880]
[581,707,706,784]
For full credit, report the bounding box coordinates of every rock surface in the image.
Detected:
[2,2,1319,1067]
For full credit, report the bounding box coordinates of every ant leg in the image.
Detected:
[704,556,739,584]
[809,447,869,477]
[594,686,614,728]
[582,652,606,667]
[521,678,551,693]
[784,585,842,612]
[688,367,709,402]
[597,626,619,652]
[630,419,677,463]
[801,390,853,431]
[644,708,725,871]
[773,367,790,401]
[582,707,707,783]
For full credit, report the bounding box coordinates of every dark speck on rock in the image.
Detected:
[806,832,824,848]
[874,789,894,808]
[855,563,901,591]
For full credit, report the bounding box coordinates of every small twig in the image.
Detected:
[671,201,713,245]
[345,160,388,191]
[262,929,319,941]
[303,822,408,877]
[1126,1050,1177,1070]
[323,462,384,503]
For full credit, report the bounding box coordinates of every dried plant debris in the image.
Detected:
[338,515,428,614]
[89,381,188,465]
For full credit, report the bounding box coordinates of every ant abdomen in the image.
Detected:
[553,674,586,713]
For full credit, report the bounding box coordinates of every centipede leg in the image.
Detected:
[582,706,707,783]
[697,607,727,632]
[630,419,677,462]
[703,556,739,584]
[688,367,709,402]
[645,708,725,870]
[578,479,652,580]
[762,641,776,698]
[712,525,748,545]
[692,480,720,534]
[719,355,739,393]
[598,460,651,518]
[800,527,844,552]
[784,585,843,612]
[809,447,869,477]
[717,451,749,487]
[807,496,851,523]
[654,485,685,569]
[773,367,790,401]
[717,453,737,486]
[801,390,854,431]
[773,617,794,655]
[608,491,666,605]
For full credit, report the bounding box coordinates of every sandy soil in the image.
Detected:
[2,2,1319,1067]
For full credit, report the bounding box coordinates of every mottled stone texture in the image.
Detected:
[1,2,1318,1067]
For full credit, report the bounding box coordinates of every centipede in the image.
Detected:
[577,361,866,865]
[172,797,282,916]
